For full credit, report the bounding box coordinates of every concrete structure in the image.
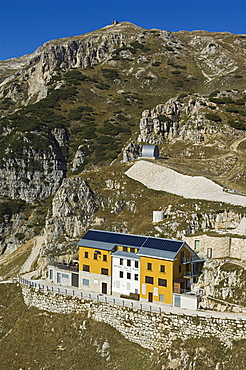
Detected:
[153,211,164,223]
[48,262,79,288]
[141,145,159,159]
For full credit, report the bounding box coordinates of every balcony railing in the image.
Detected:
[173,287,201,296]
[183,271,200,278]
[180,255,204,264]
[51,262,79,272]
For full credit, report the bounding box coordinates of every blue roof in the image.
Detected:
[77,229,187,261]
[138,237,184,260]
[79,229,146,248]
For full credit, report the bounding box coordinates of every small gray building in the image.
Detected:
[141,145,159,159]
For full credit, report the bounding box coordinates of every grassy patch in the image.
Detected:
[0,284,165,370]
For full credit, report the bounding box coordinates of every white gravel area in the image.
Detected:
[125,160,246,207]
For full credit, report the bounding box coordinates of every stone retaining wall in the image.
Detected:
[21,284,246,350]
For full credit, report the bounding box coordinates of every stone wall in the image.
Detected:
[183,234,246,260]
[21,284,246,350]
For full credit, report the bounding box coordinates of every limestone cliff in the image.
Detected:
[42,177,100,256]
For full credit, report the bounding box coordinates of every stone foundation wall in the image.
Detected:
[21,284,246,350]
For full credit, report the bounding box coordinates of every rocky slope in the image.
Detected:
[196,260,246,311]
[0,21,246,263]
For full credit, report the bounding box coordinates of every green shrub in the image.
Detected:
[209,90,220,97]
[130,41,150,52]
[95,83,110,90]
[205,113,222,122]
[101,69,119,80]
[175,80,183,87]
[209,97,234,104]
[228,119,245,130]
[0,98,13,110]
[67,110,82,121]
[0,200,26,223]
[64,70,88,85]
[158,114,171,122]
[226,107,239,113]
[178,93,188,101]
[117,114,129,122]
[234,99,245,105]
[15,232,25,240]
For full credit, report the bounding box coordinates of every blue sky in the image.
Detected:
[1,0,245,61]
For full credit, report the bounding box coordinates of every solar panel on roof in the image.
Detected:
[82,230,146,247]
[142,237,183,252]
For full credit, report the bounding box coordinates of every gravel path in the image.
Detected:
[20,236,44,274]
[125,160,246,207]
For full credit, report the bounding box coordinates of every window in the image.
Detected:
[195,240,200,251]
[119,271,123,278]
[207,248,212,258]
[145,276,154,284]
[127,260,131,267]
[135,261,139,268]
[101,268,108,275]
[179,265,182,273]
[123,247,128,252]
[159,294,164,302]
[134,274,138,281]
[158,278,167,287]
[103,254,107,262]
[130,248,135,253]
[83,278,89,286]
[147,262,152,271]
[94,252,98,260]
[49,269,53,280]
[120,258,124,265]
[127,272,131,279]
[83,265,90,272]
[160,265,165,273]
[84,251,88,258]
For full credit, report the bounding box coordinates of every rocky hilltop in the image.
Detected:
[0,21,246,263]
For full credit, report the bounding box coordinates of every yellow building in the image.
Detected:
[76,230,204,306]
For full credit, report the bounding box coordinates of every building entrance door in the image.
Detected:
[72,273,79,287]
[148,292,153,302]
[102,282,107,294]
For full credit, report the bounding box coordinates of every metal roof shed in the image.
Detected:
[141,144,159,159]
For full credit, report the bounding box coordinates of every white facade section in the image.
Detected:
[112,254,140,296]
[173,293,199,310]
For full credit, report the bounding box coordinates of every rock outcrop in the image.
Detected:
[43,177,100,255]
[0,132,67,203]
